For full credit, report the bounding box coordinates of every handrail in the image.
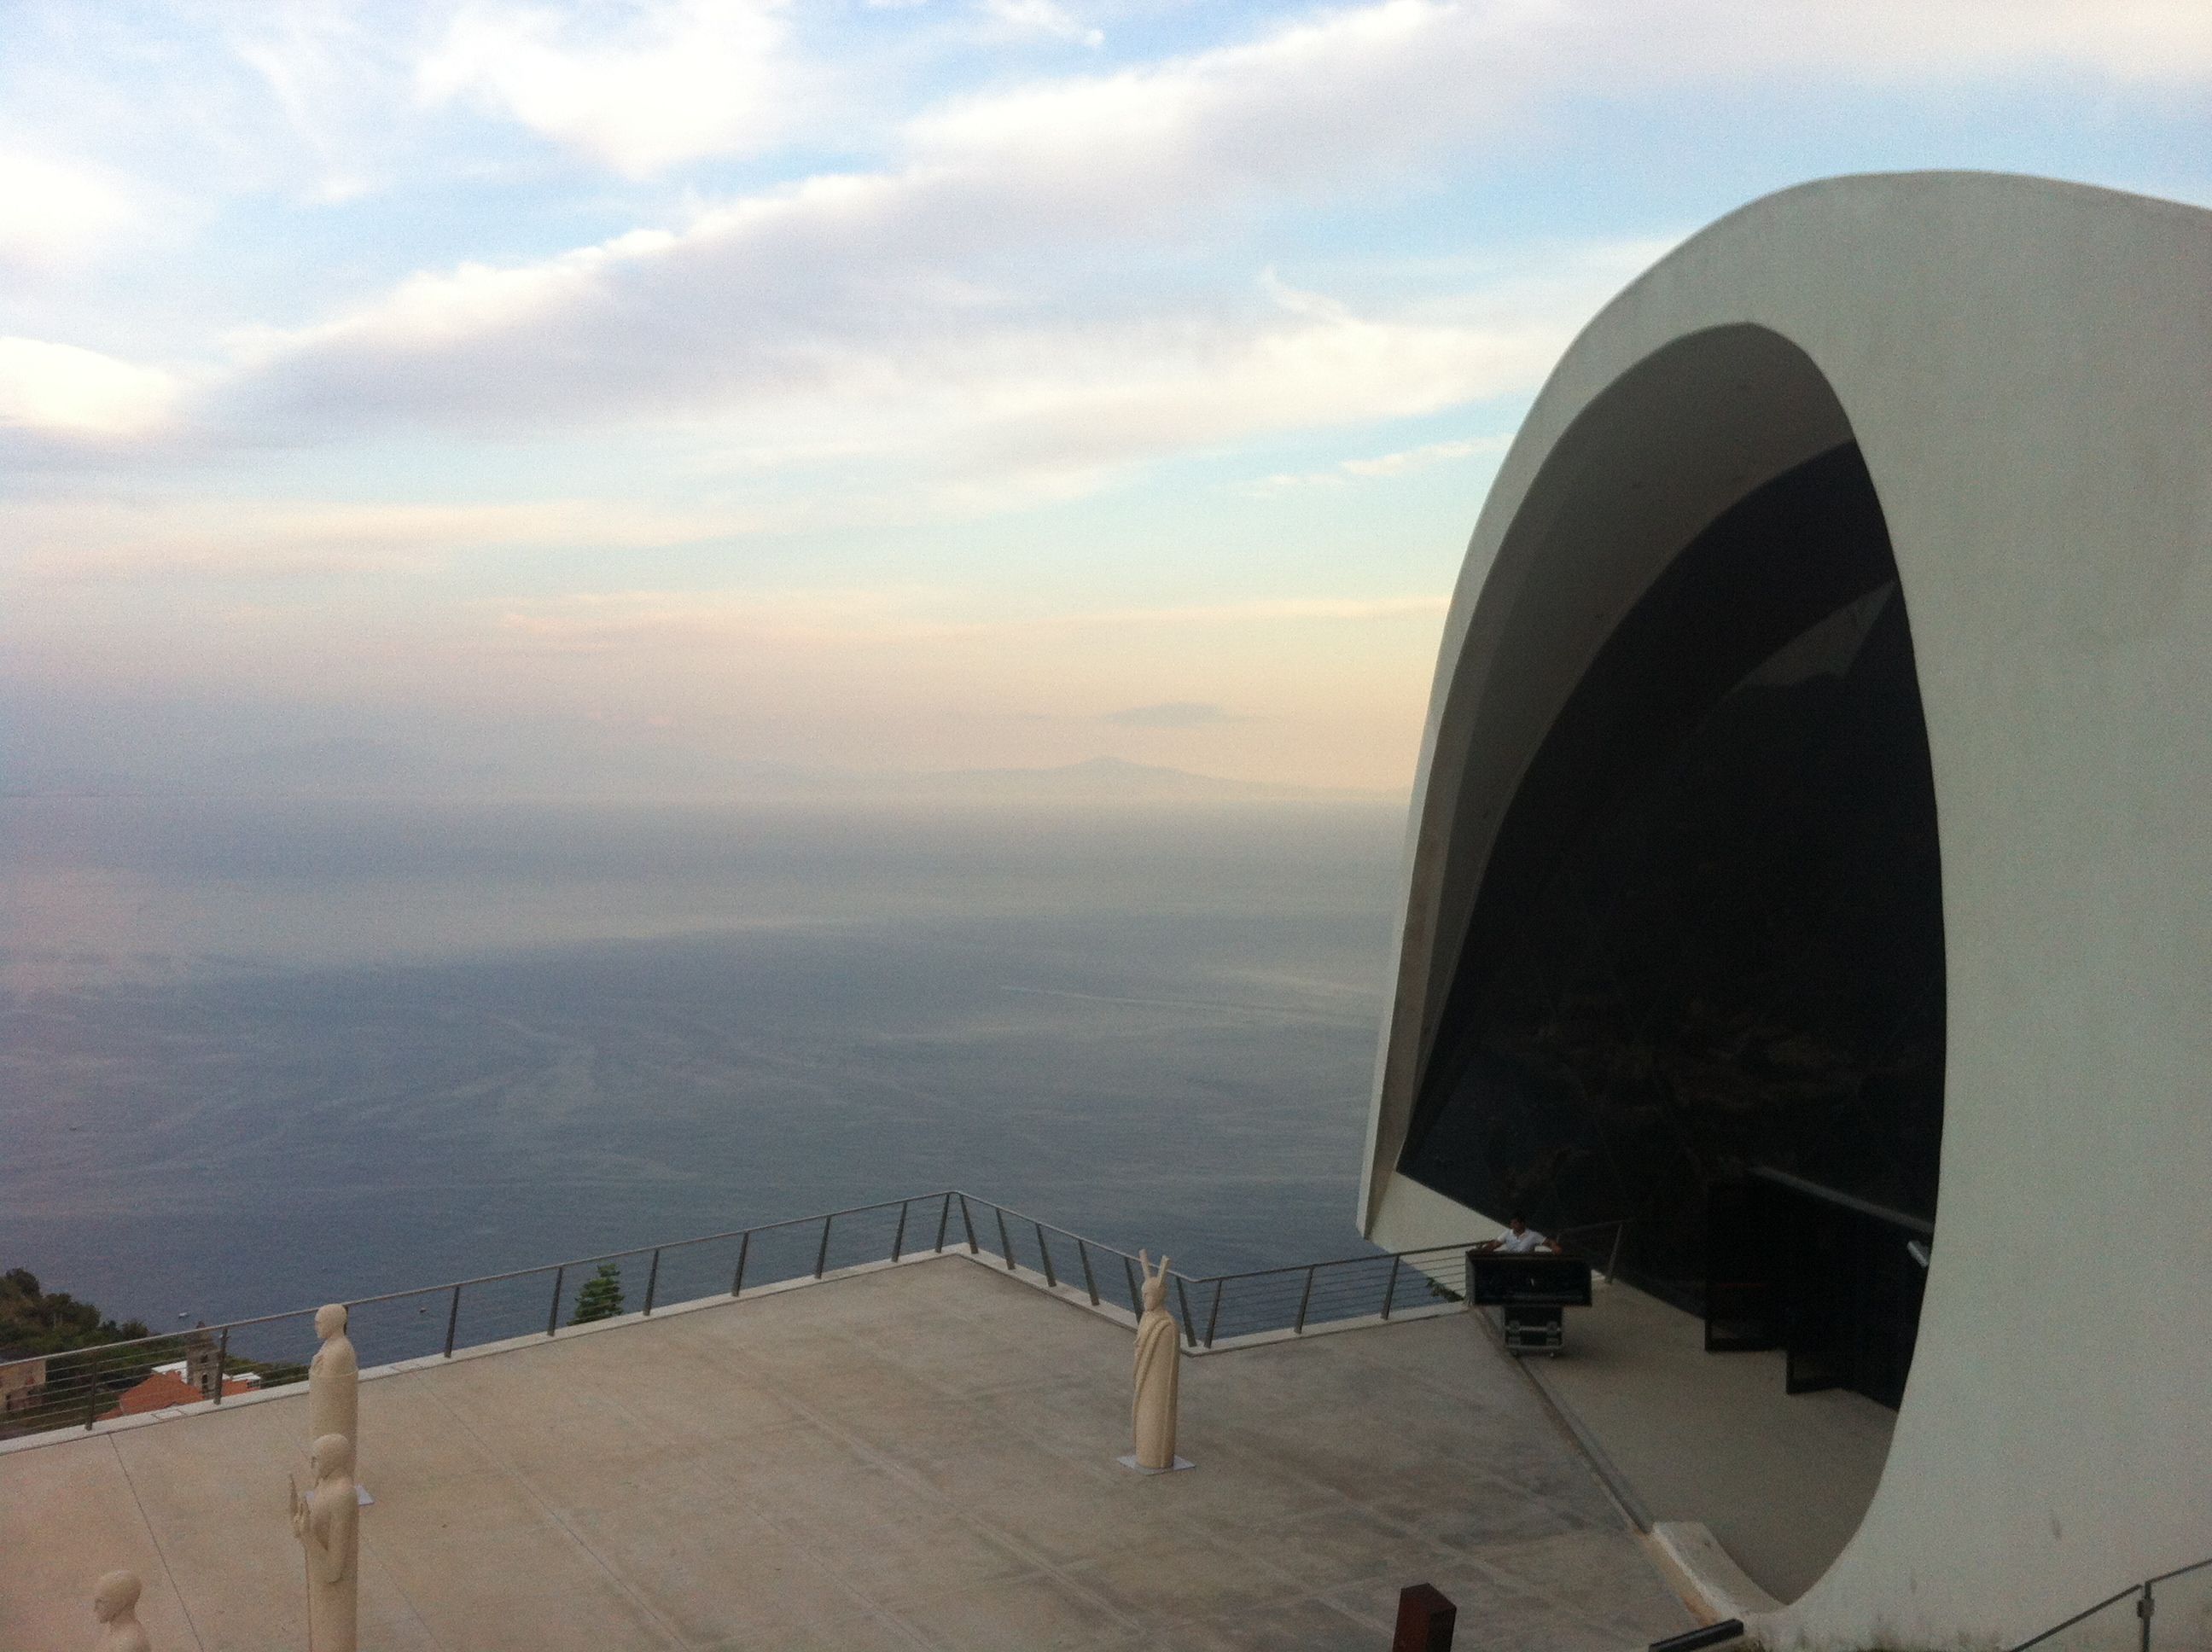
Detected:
[0,1189,1497,1440]
[342,1193,936,1306]
[2007,1584,2146,1652]
[1196,1243,1465,1285]
[2005,1554,2212,1652]
[33,1194,961,1339]
[2145,1554,2212,1589]
[1551,1217,1633,1283]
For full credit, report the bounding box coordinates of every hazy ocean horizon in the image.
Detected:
[0,794,1410,1333]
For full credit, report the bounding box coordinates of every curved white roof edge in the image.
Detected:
[1359,172,2212,1646]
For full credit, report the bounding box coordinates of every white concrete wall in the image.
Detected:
[1359,173,2212,1649]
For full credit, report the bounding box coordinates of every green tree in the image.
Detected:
[0,1267,153,1355]
[569,1263,625,1325]
[1,1267,172,1441]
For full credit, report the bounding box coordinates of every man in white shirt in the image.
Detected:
[1476,1214,1561,1254]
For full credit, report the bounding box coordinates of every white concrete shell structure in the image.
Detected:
[1359,172,2212,1648]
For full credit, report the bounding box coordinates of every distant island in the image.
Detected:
[2,746,1405,806]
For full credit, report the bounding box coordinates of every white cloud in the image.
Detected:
[0,150,138,273]
[229,0,2212,459]
[1252,433,1512,491]
[7,495,760,583]
[1101,595,1449,625]
[418,0,795,175]
[911,288,1563,485]
[223,189,1634,505]
[219,1,1604,441]
[228,3,422,202]
[1340,435,1506,476]
[490,587,1450,654]
[33,0,2212,498]
[0,338,176,438]
[975,0,1103,49]
[1650,0,2212,83]
[904,0,1492,212]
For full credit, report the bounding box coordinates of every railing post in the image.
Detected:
[2139,1583,2154,1652]
[212,1327,230,1403]
[731,1230,751,1297]
[959,1194,978,1254]
[1035,1222,1057,1288]
[934,1192,952,1253]
[643,1248,662,1315]
[994,1205,1016,1271]
[1381,1255,1402,1321]
[1123,1254,1141,1316]
[1174,1277,1199,1348]
[84,1370,97,1430]
[443,1284,462,1358]
[1204,1279,1224,1348]
[1078,1240,1099,1306]
[1295,1265,1317,1334]
[815,1213,834,1279]
[892,1200,909,1263]
[548,1265,565,1335]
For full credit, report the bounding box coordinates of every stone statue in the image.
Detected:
[1130,1249,1182,1471]
[91,1569,151,1652]
[288,1433,358,1652]
[307,1305,358,1457]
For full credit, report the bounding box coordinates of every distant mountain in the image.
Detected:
[0,746,1397,807]
[883,756,1385,803]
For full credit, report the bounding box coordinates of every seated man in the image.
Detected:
[1475,1213,1561,1254]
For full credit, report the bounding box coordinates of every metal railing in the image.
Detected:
[2008,1556,2212,1652]
[1162,1243,1476,1349]
[1553,1217,1632,1284]
[0,1190,1493,1446]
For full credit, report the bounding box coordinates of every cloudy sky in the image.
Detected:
[3,0,2209,795]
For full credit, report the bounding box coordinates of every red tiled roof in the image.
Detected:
[99,1370,253,1419]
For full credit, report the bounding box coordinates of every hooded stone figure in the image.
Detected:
[307,1304,358,1458]
[1132,1249,1181,1470]
[91,1569,151,1652]
[288,1432,358,1652]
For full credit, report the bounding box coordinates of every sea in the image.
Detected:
[0,794,1408,1335]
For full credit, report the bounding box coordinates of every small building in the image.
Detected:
[150,1358,259,1394]
[99,1369,255,1420]
[0,1350,44,1413]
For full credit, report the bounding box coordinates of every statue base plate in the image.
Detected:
[1116,1454,1195,1475]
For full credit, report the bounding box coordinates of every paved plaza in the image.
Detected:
[0,1255,1694,1651]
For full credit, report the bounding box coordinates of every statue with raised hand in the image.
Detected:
[288,1433,358,1652]
[91,1569,151,1652]
[1131,1250,1182,1471]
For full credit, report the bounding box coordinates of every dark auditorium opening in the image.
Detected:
[1400,443,1946,1410]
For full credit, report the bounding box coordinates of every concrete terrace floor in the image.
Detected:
[0,1256,1694,1652]
[1522,1282,1895,1603]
